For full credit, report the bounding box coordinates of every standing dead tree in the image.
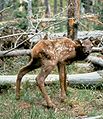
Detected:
[0,0,5,21]
[54,0,57,15]
[60,0,63,16]
[67,0,80,40]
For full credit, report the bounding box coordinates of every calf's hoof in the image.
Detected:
[60,96,67,102]
[16,95,20,100]
[47,102,56,109]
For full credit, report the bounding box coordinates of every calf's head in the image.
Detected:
[81,39,93,54]
[75,39,93,60]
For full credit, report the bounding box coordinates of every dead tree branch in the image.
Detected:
[0,5,13,14]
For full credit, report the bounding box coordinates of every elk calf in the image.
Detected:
[16,37,93,108]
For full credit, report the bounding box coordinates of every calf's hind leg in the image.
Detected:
[16,59,35,99]
[36,65,55,108]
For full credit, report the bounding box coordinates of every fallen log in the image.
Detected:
[77,30,103,39]
[87,56,103,68]
[92,47,103,52]
[0,49,31,57]
[0,70,103,86]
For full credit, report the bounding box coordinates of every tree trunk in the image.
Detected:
[54,0,57,15]
[44,0,51,18]
[67,0,80,40]
[0,0,5,21]
[75,0,80,20]
[28,0,33,30]
[60,0,63,16]
[81,0,93,13]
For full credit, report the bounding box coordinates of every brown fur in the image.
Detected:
[16,37,93,108]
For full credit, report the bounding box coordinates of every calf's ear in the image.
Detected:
[75,40,83,47]
[43,33,48,40]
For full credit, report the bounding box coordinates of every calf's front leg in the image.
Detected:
[58,63,67,102]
